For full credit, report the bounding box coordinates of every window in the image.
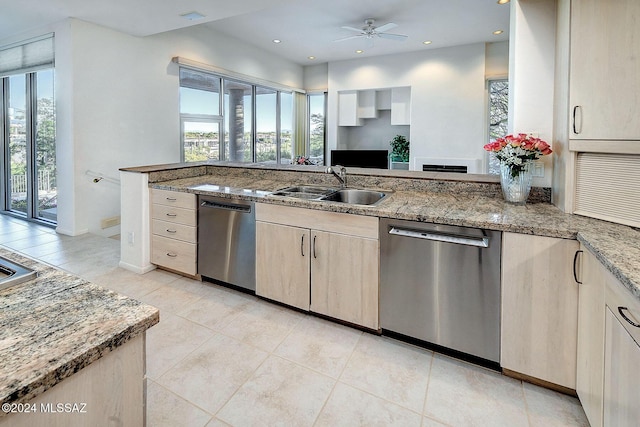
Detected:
[307,92,326,166]
[179,66,297,164]
[1,35,56,224]
[487,79,509,174]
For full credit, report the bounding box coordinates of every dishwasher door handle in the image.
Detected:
[200,200,251,213]
[388,226,490,248]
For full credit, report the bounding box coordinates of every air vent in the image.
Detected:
[422,164,468,173]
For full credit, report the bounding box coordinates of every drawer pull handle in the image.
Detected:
[301,235,305,257]
[166,252,178,258]
[573,250,583,284]
[166,229,177,233]
[618,307,640,328]
[166,197,177,201]
[166,213,177,217]
[313,235,317,259]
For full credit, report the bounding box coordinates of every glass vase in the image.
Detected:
[500,162,533,204]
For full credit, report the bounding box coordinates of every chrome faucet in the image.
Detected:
[325,165,347,188]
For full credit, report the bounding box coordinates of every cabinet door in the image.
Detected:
[256,221,310,311]
[570,0,640,140]
[337,91,363,126]
[603,308,640,427]
[576,248,606,427]
[501,233,579,389]
[310,231,379,329]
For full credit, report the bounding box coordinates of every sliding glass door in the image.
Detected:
[1,70,56,223]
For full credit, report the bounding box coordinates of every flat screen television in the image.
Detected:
[330,150,389,169]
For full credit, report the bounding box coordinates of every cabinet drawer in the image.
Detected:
[152,219,197,243]
[151,189,196,209]
[151,235,196,275]
[606,279,640,344]
[152,204,196,226]
[255,203,378,239]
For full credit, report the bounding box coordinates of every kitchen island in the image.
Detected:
[0,249,159,427]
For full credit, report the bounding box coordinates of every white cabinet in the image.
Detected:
[338,91,363,126]
[570,0,640,140]
[255,203,379,329]
[390,87,411,125]
[576,246,606,427]
[577,246,640,427]
[338,87,411,126]
[150,188,197,276]
[500,233,579,389]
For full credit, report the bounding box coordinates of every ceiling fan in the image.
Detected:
[334,18,408,46]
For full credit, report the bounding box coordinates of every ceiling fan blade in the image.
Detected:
[333,35,364,42]
[374,22,398,33]
[341,26,365,33]
[378,33,408,41]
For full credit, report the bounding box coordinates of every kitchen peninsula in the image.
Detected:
[0,249,159,427]
[121,161,640,425]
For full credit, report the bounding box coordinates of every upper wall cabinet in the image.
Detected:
[570,0,640,140]
[338,87,411,127]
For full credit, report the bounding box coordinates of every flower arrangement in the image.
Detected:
[292,155,313,165]
[484,133,552,178]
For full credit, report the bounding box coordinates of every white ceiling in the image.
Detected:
[0,0,510,65]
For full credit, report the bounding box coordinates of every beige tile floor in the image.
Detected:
[0,215,590,427]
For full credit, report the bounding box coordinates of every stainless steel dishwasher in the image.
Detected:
[380,218,502,368]
[198,196,255,292]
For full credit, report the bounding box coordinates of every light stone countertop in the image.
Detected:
[145,165,640,302]
[0,249,159,407]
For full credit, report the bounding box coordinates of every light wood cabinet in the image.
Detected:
[255,203,379,329]
[603,268,640,427]
[0,334,145,427]
[570,0,640,140]
[576,246,606,427]
[150,188,197,276]
[577,246,640,427]
[500,233,579,390]
[311,230,379,329]
[256,221,310,311]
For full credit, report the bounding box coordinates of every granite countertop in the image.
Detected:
[0,249,159,407]
[147,167,640,302]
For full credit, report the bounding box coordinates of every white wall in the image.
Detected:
[2,19,304,236]
[303,63,328,92]
[509,0,557,187]
[327,43,489,172]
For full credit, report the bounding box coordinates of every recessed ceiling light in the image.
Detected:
[497,0,510,4]
[308,56,316,60]
[355,50,364,54]
[493,30,504,35]
[272,39,281,44]
[423,41,432,45]
[180,11,205,21]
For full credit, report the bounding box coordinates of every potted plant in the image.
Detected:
[390,135,409,163]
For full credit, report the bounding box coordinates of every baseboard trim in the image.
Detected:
[118,261,156,274]
[502,368,577,397]
[55,227,89,237]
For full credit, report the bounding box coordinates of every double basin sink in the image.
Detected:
[269,185,389,206]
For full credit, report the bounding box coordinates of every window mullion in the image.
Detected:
[26,73,37,218]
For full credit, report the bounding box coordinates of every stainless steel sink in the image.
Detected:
[269,185,338,200]
[0,256,38,291]
[269,185,389,206]
[320,188,388,206]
